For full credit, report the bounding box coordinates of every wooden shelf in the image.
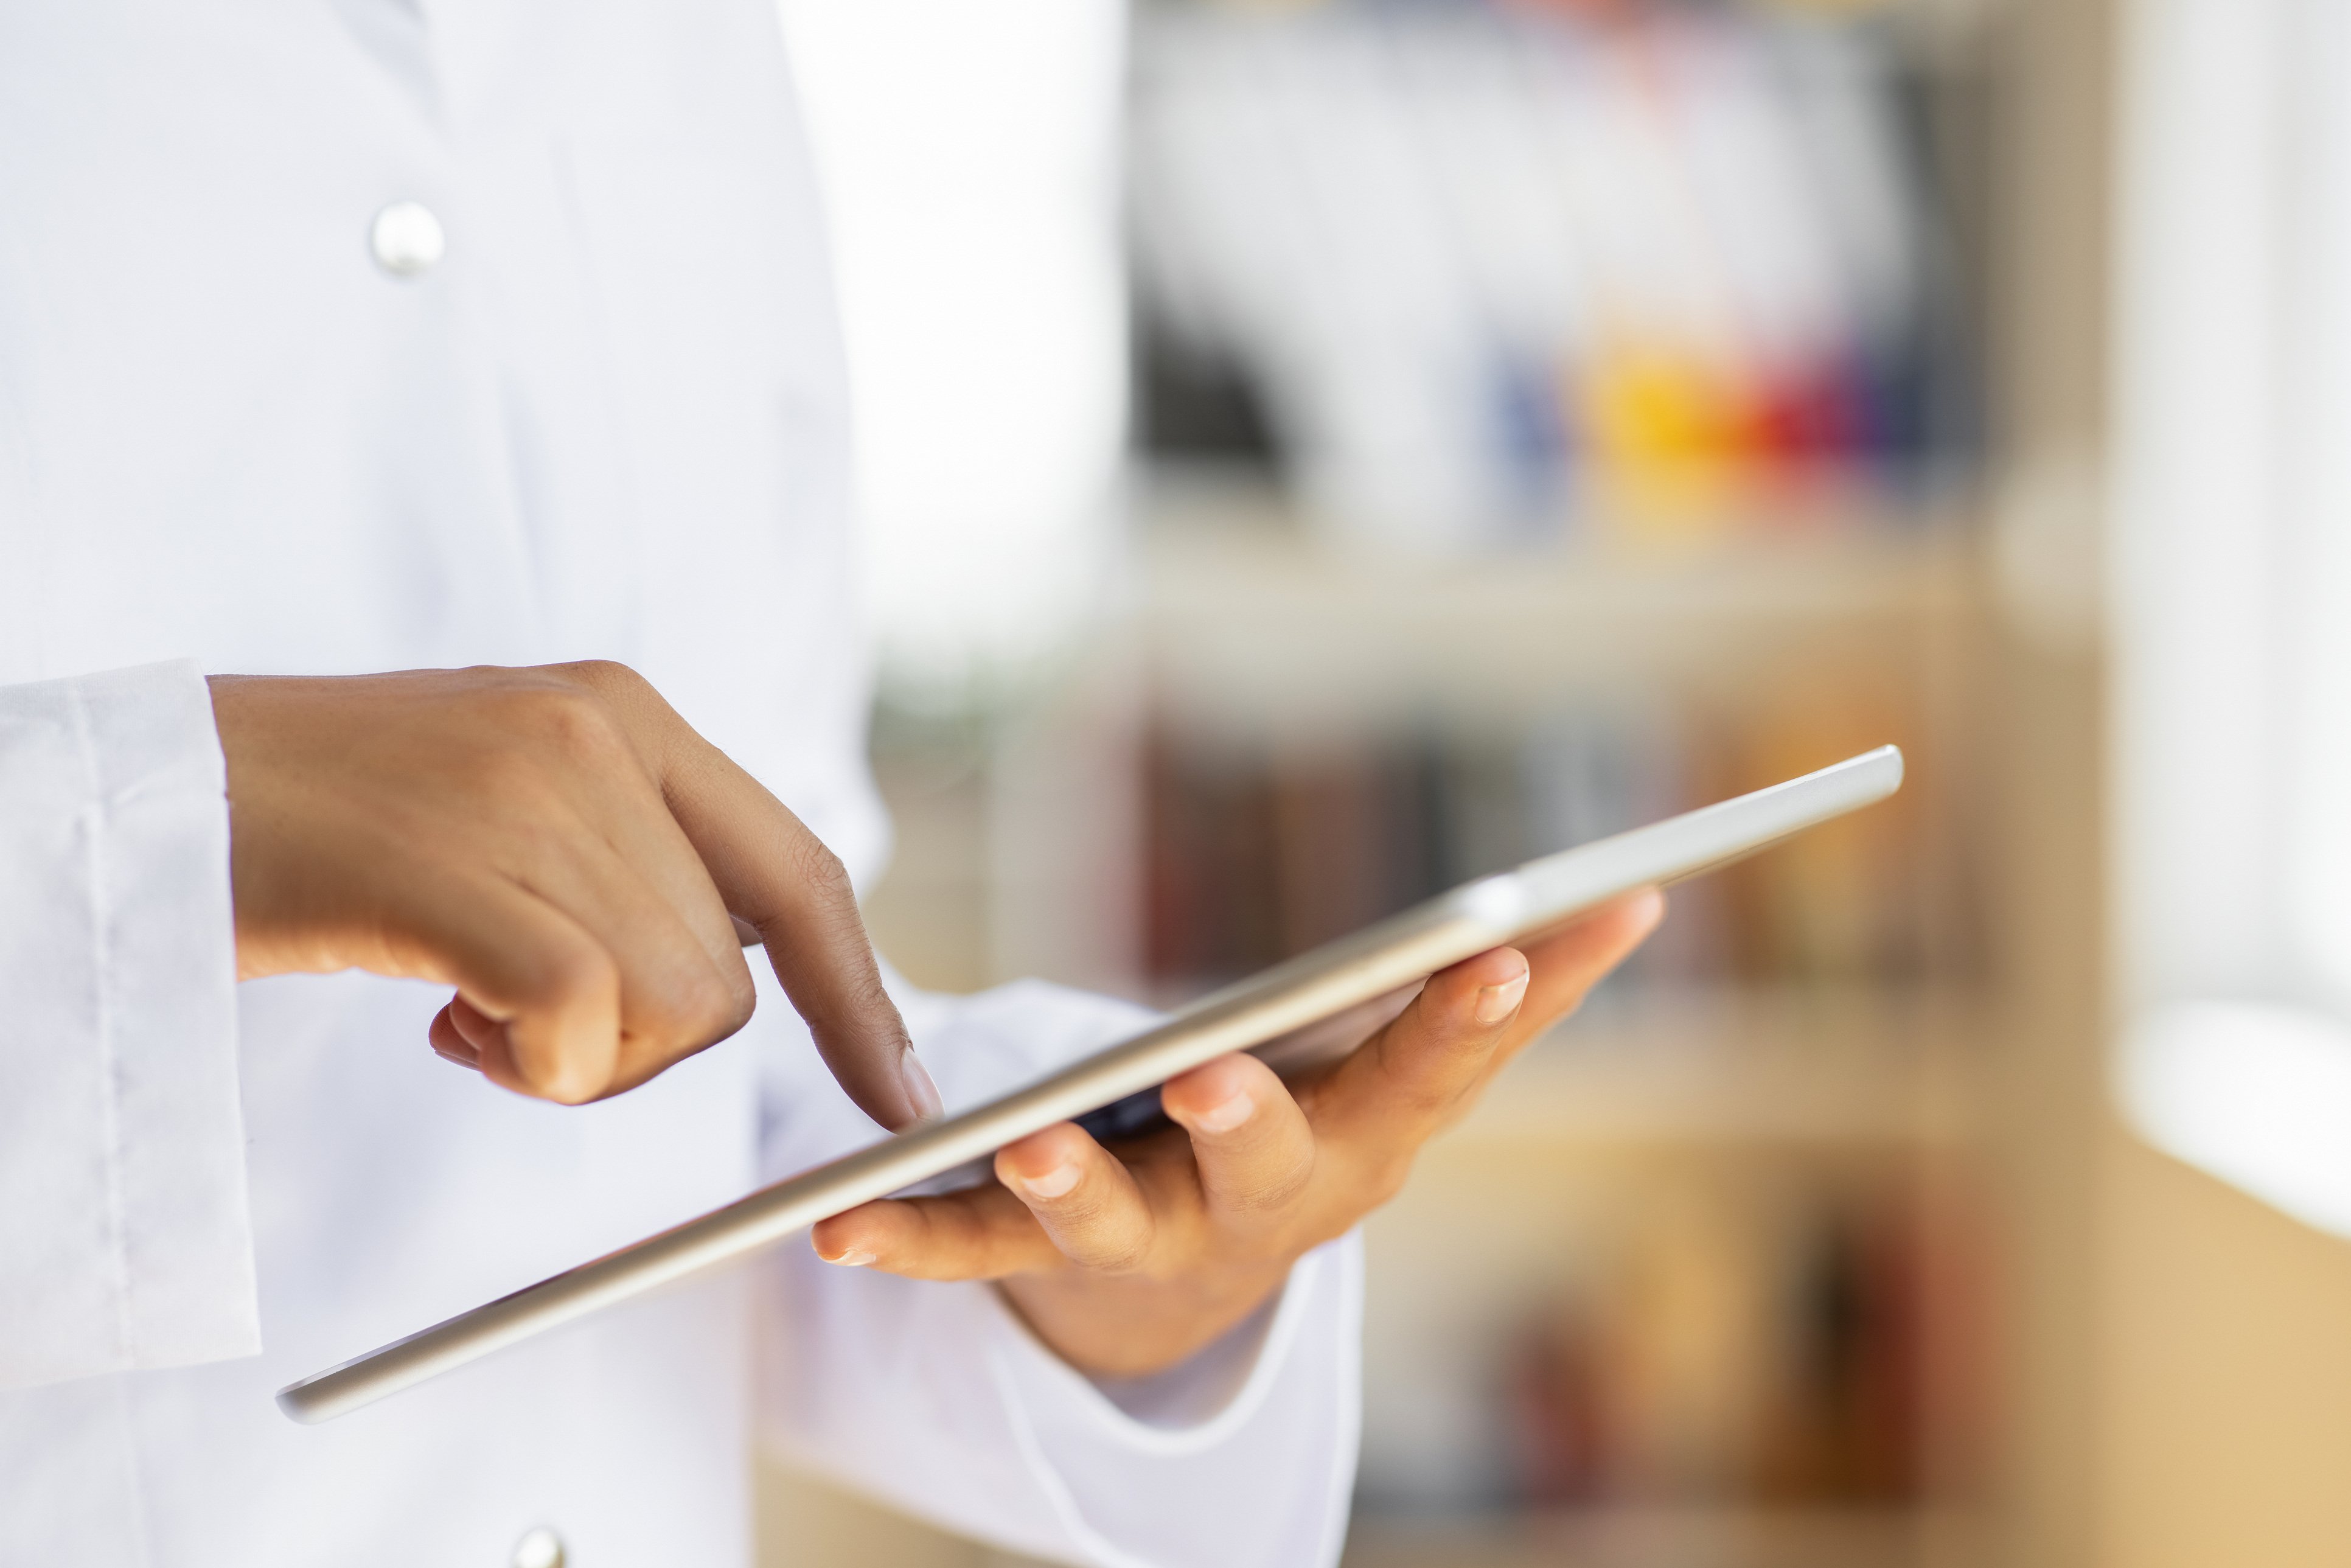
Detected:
[1445,988,1984,1149]
[1130,489,1985,734]
[1342,1504,1980,1568]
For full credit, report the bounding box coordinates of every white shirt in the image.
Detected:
[0,2,1362,1564]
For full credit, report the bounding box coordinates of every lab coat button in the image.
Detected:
[370,201,445,277]
[509,1527,564,1568]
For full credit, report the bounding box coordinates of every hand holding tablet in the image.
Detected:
[279,745,1902,1422]
[839,890,1665,1379]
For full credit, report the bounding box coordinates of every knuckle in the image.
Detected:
[1081,1232,1155,1277]
[504,1028,608,1104]
[623,970,742,1064]
[525,685,629,760]
[532,934,619,1010]
[1019,1179,1156,1275]
[790,836,855,904]
[1228,1160,1314,1216]
[1382,1053,1472,1120]
[559,658,650,699]
[559,661,680,748]
[460,691,627,795]
[716,970,758,1036]
[1070,1194,1158,1274]
[537,1071,604,1107]
[678,964,756,1047]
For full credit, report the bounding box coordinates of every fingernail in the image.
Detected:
[900,1050,945,1124]
[1195,1090,1256,1134]
[1474,972,1530,1025]
[823,1246,876,1267]
[1020,1162,1081,1200]
[1635,887,1667,933]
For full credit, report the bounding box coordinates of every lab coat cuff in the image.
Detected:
[0,661,258,1389]
[981,1230,1365,1568]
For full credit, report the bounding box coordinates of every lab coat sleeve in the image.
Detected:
[0,661,258,1390]
[756,976,1362,1568]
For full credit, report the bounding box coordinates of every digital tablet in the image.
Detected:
[279,744,1903,1423]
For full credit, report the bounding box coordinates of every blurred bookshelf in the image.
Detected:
[863,486,2002,1568]
[832,0,2120,1559]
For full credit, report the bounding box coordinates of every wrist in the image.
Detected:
[995,1253,1290,1380]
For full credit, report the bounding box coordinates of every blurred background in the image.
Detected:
[756,0,2351,1563]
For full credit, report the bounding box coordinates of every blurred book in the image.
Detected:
[1138,688,1946,1000]
[1495,1166,1956,1511]
[1129,0,1975,551]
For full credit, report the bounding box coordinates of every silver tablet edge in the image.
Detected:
[277,744,1901,1424]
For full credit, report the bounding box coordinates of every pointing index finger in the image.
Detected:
[574,665,934,1131]
[678,742,935,1130]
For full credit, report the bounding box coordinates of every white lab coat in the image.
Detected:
[0,2,1362,1564]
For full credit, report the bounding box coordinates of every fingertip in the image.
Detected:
[1472,966,1531,1027]
[811,1213,880,1267]
[899,1048,946,1126]
[1427,945,1530,1012]
[994,1123,1095,1200]
[428,1005,481,1068]
[800,998,932,1132]
[1630,885,1667,936]
[1460,944,1531,986]
[445,994,498,1049]
[997,1122,1089,1170]
[1162,1052,1277,1131]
